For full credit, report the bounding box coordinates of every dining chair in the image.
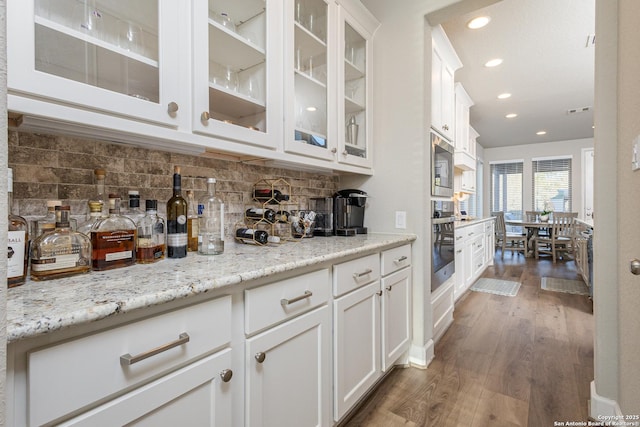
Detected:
[534,212,577,262]
[492,211,527,259]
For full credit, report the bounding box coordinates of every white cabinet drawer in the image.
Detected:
[245,269,330,335]
[28,296,232,427]
[380,244,411,276]
[333,253,380,297]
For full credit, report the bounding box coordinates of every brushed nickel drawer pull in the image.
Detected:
[394,256,408,263]
[120,332,190,366]
[220,369,233,383]
[353,269,373,279]
[281,290,312,306]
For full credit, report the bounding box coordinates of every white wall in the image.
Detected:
[1,0,8,423]
[482,138,594,218]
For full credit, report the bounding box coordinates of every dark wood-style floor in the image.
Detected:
[344,250,594,427]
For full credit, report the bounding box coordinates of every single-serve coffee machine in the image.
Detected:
[333,189,368,236]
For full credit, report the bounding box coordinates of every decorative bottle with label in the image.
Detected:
[90,194,137,270]
[31,200,60,238]
[198,178,224,255]
[7,168,29,287]
[30,206,92,281]
[78,201,105,236]
[136,199,166,263]
[93,168,108,217]
[124,190,145,225]
[186,190,199,252]
[166,166,188,258]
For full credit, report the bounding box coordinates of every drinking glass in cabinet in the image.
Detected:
[117,20,144,55]
[72,0,103,35]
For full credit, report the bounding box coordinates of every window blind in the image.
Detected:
[532,158,572,213]
[489,161,523,221]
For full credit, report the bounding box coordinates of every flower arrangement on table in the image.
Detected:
[540,201,554,221]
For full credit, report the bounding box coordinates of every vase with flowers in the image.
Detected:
[540,201,554,222]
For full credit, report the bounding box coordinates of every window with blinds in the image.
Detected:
[532,157,572,212]
[490,161,524,220]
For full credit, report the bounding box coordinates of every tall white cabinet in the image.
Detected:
[431,25,461,142]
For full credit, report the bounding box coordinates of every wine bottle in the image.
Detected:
[245,207,276,223]
[252,188,290,203]
[167,166,188,258]
[236,228,269,245]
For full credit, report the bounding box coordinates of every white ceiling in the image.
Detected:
[440,0,595,148]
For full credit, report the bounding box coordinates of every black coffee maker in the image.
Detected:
[333,189,368,236]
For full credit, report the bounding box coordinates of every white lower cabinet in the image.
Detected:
[453,220,495,301]
[246,306,331,427]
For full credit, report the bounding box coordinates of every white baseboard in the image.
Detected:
[408,340,434,369]
[590,381,622,420]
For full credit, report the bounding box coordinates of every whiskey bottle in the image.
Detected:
[77,201,105,236]
[166,166,188,258]
[7,168,29,287]
[90,194,137,270]
[198,178,224,255]
[186,190,199,252]
[30,206,92,281]
[31,200,78,238]
[124,190,145,225]
[93,168,108,217]
[136,199,166,263]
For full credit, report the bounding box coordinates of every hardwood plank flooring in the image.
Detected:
[343,251,594,427]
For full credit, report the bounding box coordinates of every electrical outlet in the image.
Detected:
[633,136,640,171]
[395,211,407,229]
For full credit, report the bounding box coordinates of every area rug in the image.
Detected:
[541,277,589,296]
[470,278,521,297]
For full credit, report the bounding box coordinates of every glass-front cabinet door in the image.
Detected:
[7,0,181,127]
[192,0,282,149]
[337,4,377,168]
[284,0,336,161]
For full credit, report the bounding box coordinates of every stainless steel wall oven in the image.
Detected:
[431,132,454,198]
[431,200,455,292]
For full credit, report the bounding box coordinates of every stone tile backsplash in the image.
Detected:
[8,131,340,239]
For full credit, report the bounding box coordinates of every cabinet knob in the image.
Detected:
[342,150,348,156]
[167,102,179,114]
[220,369,233,383]
[201,111,211,122]
[331,147,337,153]
[386,286,392,291]
[255,352,266,363]
[376,290,383,296]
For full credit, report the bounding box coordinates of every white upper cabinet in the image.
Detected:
[454,82,476,171]
[284,0,378,167]
[431,25,461,142]
[8,0,181,127]
[192,0,283,149]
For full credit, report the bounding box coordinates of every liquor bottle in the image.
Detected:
[245,207,276,223]
[166,166,188,258]
[198,178,224,255]
[31,199,61,238]
[93,168,108,217]
[136,199,166,263]
[186,190,199,252]
[252,188,290,203]
[7,168,29,287]
[124,190,145,225]
[236,227,269,245]
[30,206,92,281]
[77,201,105,236]
[90,194,137,270]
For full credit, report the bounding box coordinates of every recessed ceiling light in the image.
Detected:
[536,131,547,135]
[484,58,503,67]
[497,93,511,99]
[306,106,317,112]
[467,16,491,29]
[505,113,518,119]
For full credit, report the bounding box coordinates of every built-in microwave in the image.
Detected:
[431,132,454,197]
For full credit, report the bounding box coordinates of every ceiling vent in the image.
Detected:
[586,34,596,47]
[567,106,592,115]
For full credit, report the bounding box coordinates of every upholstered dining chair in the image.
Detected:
[492,211,528,259]
[534,212,577,262]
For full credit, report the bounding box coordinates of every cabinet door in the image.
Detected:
[192,0,283,149]
[381,268,411,371]
[463,237,474,285]
[431,46,444,134]
[8,0,181,127]
[284,0,336,161]
[246,306,331,427]
[59,349,234,427]
[334,281,381,421]
[454,242,465,300]
[440,63,455,141]
[336,4,377,169]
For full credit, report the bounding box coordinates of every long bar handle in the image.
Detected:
[394,256,408,263]
[353,269,373,279]
[120,333,190,366]
[281,290,312,306]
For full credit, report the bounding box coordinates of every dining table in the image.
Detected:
[504,219,551,256]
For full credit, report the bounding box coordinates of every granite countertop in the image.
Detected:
[454,216,495,228]
[7,233,416,344]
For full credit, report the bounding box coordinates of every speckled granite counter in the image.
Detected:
[7,233,416,343]
[454,217,495,228]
